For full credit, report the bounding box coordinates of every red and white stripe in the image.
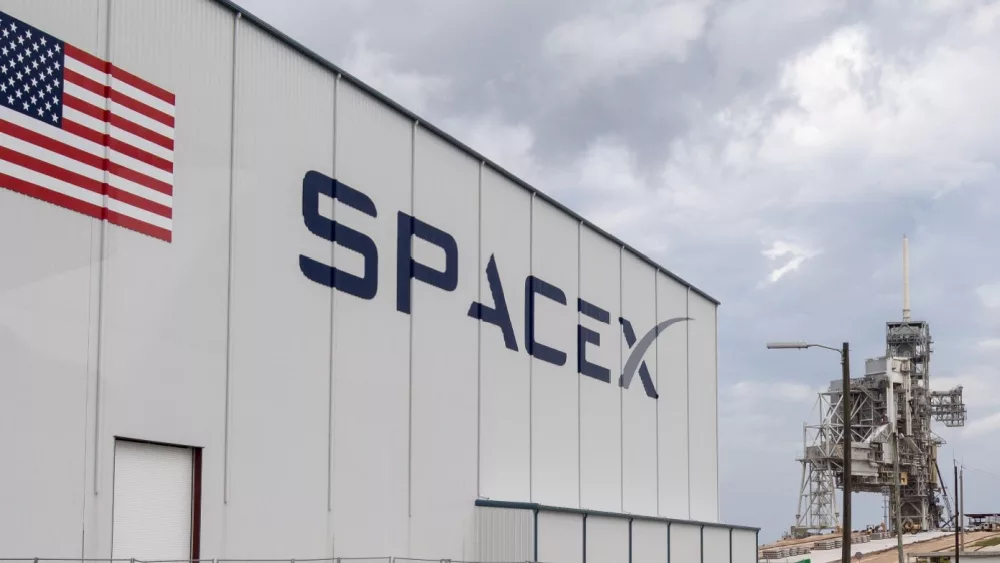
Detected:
[0,43,175,242]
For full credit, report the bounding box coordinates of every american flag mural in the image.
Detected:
[0,10,175,242]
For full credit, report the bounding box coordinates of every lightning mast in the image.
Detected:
[903,235,911,322]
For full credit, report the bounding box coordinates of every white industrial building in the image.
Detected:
[0,0,758,561]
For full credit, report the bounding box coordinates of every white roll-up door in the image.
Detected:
[111,439,193,560]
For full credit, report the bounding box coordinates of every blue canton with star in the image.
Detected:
[0,11,67,128]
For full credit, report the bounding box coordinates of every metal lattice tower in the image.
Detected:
[788,237,967,538]
[791,394,841,536]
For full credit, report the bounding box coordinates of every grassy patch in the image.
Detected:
[972,535,1000,548]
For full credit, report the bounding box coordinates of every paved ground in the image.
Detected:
[761,531,951,562]
[860,531,1000,562]
[966,533,1000,553]
[761,531,1000,562]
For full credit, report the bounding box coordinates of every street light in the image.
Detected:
[767,340,852,563]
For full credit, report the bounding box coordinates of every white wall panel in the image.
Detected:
[584,516,628,563]
[530,199,579,507]
[331,80,412,557]
[620,251,658,516]
[656,276,689,519]
[478,168,532,502]
[97,0,235,557]
[0,0,100,49]
[578,227,620,512]
[0,3,100,547]
[409,127,480,558]
[688,295,719,522]
[631,520,668,563]
[703,527,730,563]
[0,266,92,556]
[225,21,333,556]
[731,529,757,563]
[537,512,583,563]
[669,523,701,563]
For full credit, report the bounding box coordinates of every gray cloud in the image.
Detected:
[236,0,1000,542]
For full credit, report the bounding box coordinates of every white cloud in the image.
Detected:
[726,379,818,403]
[977,338,1000,350]
[962,411,1000,438]
[761,239,818,284]
[571,138,656,237]
[432,124,674,255]
[652,6,1000,241]
[976,283,1000,309]
[342,32,452,115]
[932,367,1000,411]
[544,0,709,83]
[443,112,540,183]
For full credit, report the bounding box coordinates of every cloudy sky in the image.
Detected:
[235,0,1000,542]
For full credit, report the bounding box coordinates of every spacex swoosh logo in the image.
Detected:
[619,316,692,399]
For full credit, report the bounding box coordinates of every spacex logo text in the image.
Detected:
[299,170,690,399]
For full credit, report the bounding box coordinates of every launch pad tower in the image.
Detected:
[790,237,967,538]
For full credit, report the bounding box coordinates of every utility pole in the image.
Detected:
[955,462,961,563]
[883,495,888,533]
[893,430,903,563]
[960,465,965,551]
[763,339,852,561]
[842,341,852,563]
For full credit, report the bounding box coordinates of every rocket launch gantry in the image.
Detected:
[789,237,967,538]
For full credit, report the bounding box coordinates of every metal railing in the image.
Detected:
[0,558,546,563]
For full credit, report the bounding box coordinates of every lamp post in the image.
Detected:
[767,341,852,563]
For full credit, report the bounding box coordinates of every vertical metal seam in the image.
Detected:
[686,287,691,519]
[628,518,633,563]
[528,191,534,502]
[715,304,720,522]
[222,8,241,506]
[700,525,704,563]
[667,522,671,563]
[81,1,109,553]
[619,245,624,514]
[533,508,539,562]
[327,72,340,514]
[93,0,114,498]
[408,119,417,517]
[654,268,660,517]
[476,160,483,498]
[577,220,582,509]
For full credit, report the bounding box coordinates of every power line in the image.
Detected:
[961,464,1000,482]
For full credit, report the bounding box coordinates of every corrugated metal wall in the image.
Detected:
[475,507,534,562]
[0,0,748,560]
[475,508,753,563]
